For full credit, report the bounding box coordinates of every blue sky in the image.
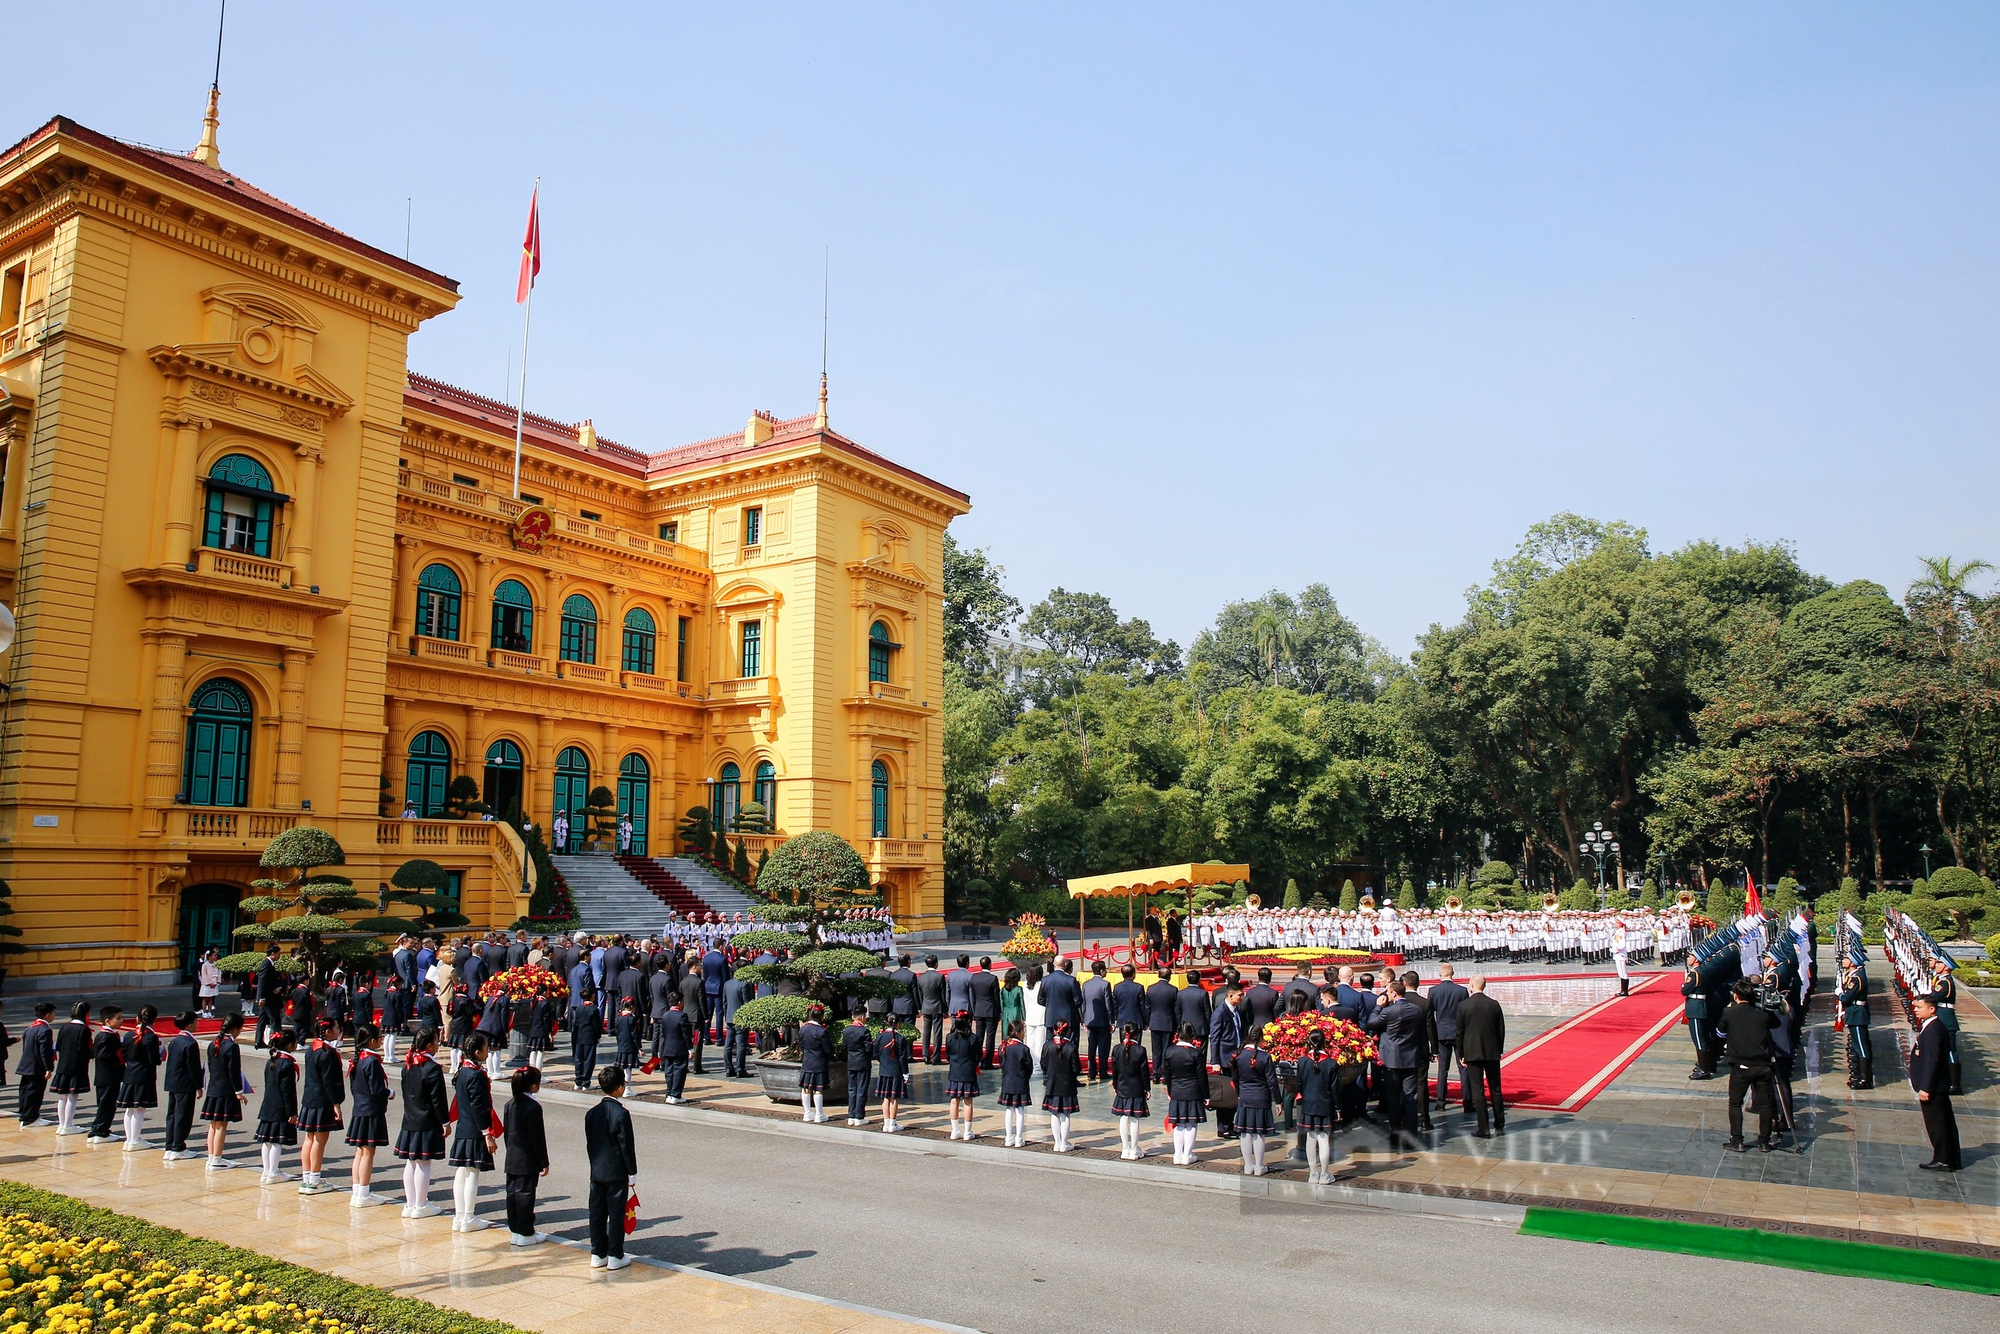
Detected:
[17,3,1998,653]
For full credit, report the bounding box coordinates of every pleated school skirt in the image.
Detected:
[446,1134,493,1171]
[393,1125,446,1160]
[253,1117,297,1147]
[874,1075,909,1099]
[344,1114,389,1147]
[296,1105,342,1133]
[1165,1098,1207,1127]
[200,1092,242,1123]
[1042,1095,1079,1114]
[1112,1094,1150,1117]
[1235,1105,1274,1134]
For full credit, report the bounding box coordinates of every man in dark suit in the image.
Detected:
[1909,994,1961,1171]
[253,947,284,1048]
[503,1066,550,1245]
[1110,964,1149,1034]
[1718,979,1780,1151]
[969,960,1002,1067]
[1243,968,1281,1039]
[944,954,976,1022]
[1080,961,1115,1079]
[1400,970,1436,1132]
[915,956,948,1063]
[1427,964,1469,1111]
[887,956,919,1031]
[461,942,489,999]
[1364,979,1426,1145]
[648,967,677,1061]
[1458,976,1506,1137]
[160,1013,203,1159]
[1038,959,1083,1036]
[583,1066,639,1269]
[1280,964,1319,1015]
[677,964,708,1074]
[1173,972,1211,1047]
[600,939,629,1011]
[700,945,730,1042]
[1146,971,1181,1075]
[570,996,602,1092]
[506,931,530,971]
[720,973,755,1077]
[1208,983,1245,1139]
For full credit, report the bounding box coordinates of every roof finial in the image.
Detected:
[192,0,226,168]
[815,246,829,431]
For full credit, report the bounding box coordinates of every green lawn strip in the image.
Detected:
[1519,1206,2000,1295]
[0,1178,533,1334]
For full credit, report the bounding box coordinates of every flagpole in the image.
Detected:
[512,176,539,501]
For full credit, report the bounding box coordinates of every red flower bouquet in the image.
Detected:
[1262,1012,1376,1066]
[480,965,567,1003]
[1688,914,1718,931]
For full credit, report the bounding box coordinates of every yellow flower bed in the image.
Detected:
[0,1213,358,1334]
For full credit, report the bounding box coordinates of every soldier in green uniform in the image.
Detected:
[1838,960,1873,1089]
[1682,958,1717,1080]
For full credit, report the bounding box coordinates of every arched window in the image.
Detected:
[617,753,650,855]
[621,607,657,675]
[415,564,462,641]
[181,678,253,807]
[553,747,591,852]
[870,759,890,839]
[201,453,284,558]
[754,760,776,821]
[404,731,452,817]
[482,738,523,822]
[868,620,899,684]
[559,593,598,664]
[714,762,741,833]
[491,579,535,653]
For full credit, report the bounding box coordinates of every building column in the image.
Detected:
[272,647,311,809]
[141,631,191,809]
[384,697,407,814]
[464,706,487,790]
[392,537,421,646]
[470,554,495,653]
[161,416,208,568]
[288,444,323,589]
[532,715,556,827]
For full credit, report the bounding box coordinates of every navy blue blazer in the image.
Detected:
[1080,977,1114,1028]
[1145,980,1181,1031]
[1427,979,1469,1041]
[1038,971,1083,1027]
[1208,1001,1244,1066]
[162,1032,203,1095]
[1110,980,1148,1030]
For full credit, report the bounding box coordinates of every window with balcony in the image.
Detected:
[868,620,899,684]
[559,593,599,664]
[742,506,762,547]
[658,521,678,543]
[415,564,462,640]
[201,454,284,558]
[405,730,452,817]
[871,760,890,839]
[621,607,657,675]
[180,678,253,808]
[739,619,762,677]
[491,580,535,653]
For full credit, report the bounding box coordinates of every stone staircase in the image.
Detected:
[551,854,675,934]
[624,855,762,917]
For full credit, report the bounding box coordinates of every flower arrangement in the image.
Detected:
[1001,913,1057,961]
[1688,914,1718,931]
[1262,1012,1377,1066]
[1230,947,1378,970]
[0,1211,357,1334]
[479,965,567,1003]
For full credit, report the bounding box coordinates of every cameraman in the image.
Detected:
[1719,978,1780,1153]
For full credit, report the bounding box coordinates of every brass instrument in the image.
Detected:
[1443,895,1464,912]
[1675,889,1697,909]
[1542,892,1561,910]
[1245,893,1262,910]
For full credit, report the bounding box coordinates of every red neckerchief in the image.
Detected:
[309,1039,329,1054]
[406,1050,433,1070]
[272,1051,295,1071]
[1002,1039,1021,1049]
[350,1050,377,1077]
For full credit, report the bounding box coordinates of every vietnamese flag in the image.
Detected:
[1743,874,1762,920]
[516,186,541,303]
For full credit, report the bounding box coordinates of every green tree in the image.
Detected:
[445,774,482,820]
[1559,878,1595,910]
[584,785,618,849]
[755,830,873,907]
[356,859,469,935]
[1282,878,1302,909]
[1338,879,1358,911]
[1188,584,1385,701]
[677,806,714,857]
[1707,881,1746,921]
[1018,588,1181,716]
[943,532,1022,680]
[223,828,371,985]
[735,801,773,835]
[732,837,753,882]
[1925,865,1997,939]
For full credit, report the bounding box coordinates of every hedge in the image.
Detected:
[0,1179,531,1334]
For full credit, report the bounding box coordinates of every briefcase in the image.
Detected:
[1208,1068,1238,1111]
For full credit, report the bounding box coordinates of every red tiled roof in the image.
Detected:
[0,116,457,293]
[403,374,969,504]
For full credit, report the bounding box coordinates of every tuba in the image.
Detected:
[1542,892,1561,910]
[1675,889,1697,910]
[1245,894,1262,911]
[1443,895,1464,912]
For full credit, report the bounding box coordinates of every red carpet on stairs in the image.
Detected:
[1432,974,1686,1112]
[616,856,713,917]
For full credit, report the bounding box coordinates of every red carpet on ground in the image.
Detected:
[1432,975,1685,1112]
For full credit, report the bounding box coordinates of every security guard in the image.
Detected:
[1682,958,1717,1080]
[1838,961,1873,1089]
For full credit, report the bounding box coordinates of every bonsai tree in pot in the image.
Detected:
[445,774,483,820]
[583,785,618,851]
[731,832,903,1096]
[220,827,373,986]
[354,858,471,936]
[677,806,714,858]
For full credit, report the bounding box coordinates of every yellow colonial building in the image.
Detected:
[0,111,965,989]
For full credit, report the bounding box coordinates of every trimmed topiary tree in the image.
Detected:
[222,827,370,985]
[584,785,618,849]
[735,800,773,835]
[1401,877,1421,908]
[1338,879,1358,911]
[1638,878,1661,908]
[677,806,713,857]
[1282,878,1302,910]
[755,830,872,907]
[1927,866,1997,940]
[1559,878,1595,910]
[732,837,753,882]
[355,858,470,935]
[1707,880,1746,922]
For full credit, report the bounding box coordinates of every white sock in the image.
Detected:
[1312,1132,1332,1177]
[812,1091,824,1118]
[123,1110,140,1142]
[261,1143,279,1175]
[530,1051,543,1070]
[383,1036,397,1063]
[1305,1132,1323,1178]
[1241,1135,1256,1171]
[486,1053,501,1078]
[454,1167,477,1219]
[353,1182,367,1201]
[58,1095,77,1131]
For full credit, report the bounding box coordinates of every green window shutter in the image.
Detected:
[202,490,226,551]
[251,498,273,557]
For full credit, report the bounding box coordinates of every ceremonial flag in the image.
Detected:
[516,186,541,303]
[1743,874,1763,921]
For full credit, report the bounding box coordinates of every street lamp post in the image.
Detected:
[1582,823,1620,911]
[1919,844,1933,881]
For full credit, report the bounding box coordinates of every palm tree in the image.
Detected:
[1252,607,1294,683]
[1911,555,1994,605]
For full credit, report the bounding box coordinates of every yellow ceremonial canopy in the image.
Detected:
[1065,862,1250,899]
